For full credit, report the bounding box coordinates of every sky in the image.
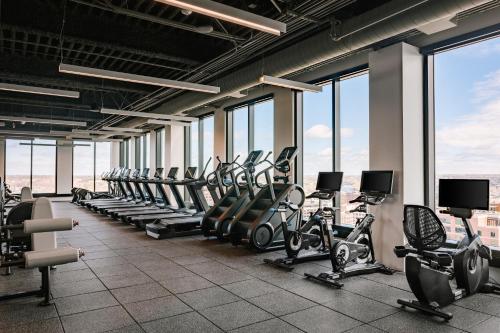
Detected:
[435,36,500,175]
[303,74,370,176]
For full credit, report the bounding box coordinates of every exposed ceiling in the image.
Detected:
[0,0,497,139]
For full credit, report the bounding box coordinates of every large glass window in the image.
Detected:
[339,73,369,226]
[95,142,111,191]
[232,106,249,161]
[73,141,95,190]
[5,139,33,193]
[135,137,142,169]
[254,99,274,161]
[227,98,274,166]
[142,134,150,170]
[433,37,500,247]
[302,82,333,216]
[31,139,56,194]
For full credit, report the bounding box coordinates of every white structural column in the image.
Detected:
[111,142,120,168]
[56,140,73,194]
[149,130,157,176]
[369,42,424,270]
[165,125,185,200]
[0,140,5,180]
[130,138,136,170]
[273,88,296,179]
[213,110,226,162]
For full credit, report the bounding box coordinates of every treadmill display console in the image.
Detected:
[153,168,164,178]
[167,167,179,179]
[185,167,197,179]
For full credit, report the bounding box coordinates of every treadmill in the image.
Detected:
[144,159,224,239]
[90,169,147,213]
[109,168,180,219]
[126,167,199,228]
[84,168,133,210]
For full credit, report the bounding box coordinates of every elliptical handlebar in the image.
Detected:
[206,155,240,186]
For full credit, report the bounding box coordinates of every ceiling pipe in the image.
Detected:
[154,0,493,115]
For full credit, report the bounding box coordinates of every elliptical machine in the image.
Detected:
[264,172,343,270]
[305,170,394,288]
[394,178,500,320]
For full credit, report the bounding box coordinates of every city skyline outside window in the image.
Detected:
[202,116,214,176]
[434,37,500,247]
[190,121,199,170]
[302,82,333,216]
[339,73,370,225]
[5,139,35,193]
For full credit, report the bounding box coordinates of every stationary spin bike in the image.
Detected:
[395,179,500,321]
[264,172,342,270]
[305,170,395,288]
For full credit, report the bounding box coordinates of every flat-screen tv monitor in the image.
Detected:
[167,167,179,179]
[185,167,197,179]
[153,168,163,178]
[316,172,343,192]
[439,179,489,210]
[360,171,393,195]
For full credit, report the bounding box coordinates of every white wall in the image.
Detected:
[111,142,120,168]
[56,140,73,194]
[369,42,424,270]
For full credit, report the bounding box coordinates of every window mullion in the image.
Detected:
[248,105,255,152]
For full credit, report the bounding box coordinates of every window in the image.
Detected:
[226,97,274,163]
[302,82,333,216]
[491,232,496,238]
[231,106,249,161]
[5,139,36,193]
[127,138,132,168]
[156,129,165,168]
[253,99,274,162]
[31,139,56,194]
[95,142,111,192]
[432,37,500,247]
[73,141,95,190]
[339,73,369,226]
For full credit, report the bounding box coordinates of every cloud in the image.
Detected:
[319,148,332,157]
[341,128,354,138]
[436,68,500,174]
[304,124,332,139]
[451,40,500,58]
[473,69,500,103]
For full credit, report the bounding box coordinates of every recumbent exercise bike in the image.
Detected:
[395,178,500,320]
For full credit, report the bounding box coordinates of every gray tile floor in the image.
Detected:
[1,201,499,333]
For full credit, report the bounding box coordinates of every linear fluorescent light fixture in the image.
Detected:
[100,108,198,122]
[72,129,139,136]
[59,63,220,94]
[101,126,145,133]
[0,115,86,127]
[155,0,286,35]
[146,119,191,127]
[0,82,80,99]
[259,75,322,93]
[20,142,91,147]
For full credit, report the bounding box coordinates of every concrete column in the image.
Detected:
[149,130,156,175]
[56,140,73,194]
[165,125,185,201]
[214,109,226,162]
[111,142,120,168]
[273,88,296,180]
[369,42,424,270]
[0,140,5,181]
[130,138,136,169]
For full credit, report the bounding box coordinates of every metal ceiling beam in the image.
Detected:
[70,0,246,42]
[2,24,200,67]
